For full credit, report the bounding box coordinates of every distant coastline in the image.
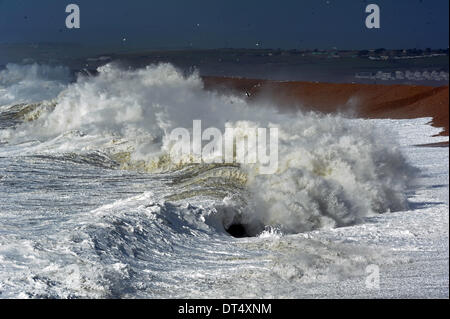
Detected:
[1,45,449,86]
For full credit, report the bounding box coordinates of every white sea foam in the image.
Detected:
[0,63,71,107]
[0,62,446,299]
[0,63,415,235]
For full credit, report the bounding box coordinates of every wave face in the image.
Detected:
[0,63,416,297]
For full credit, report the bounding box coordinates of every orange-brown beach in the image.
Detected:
[203,77,449,141]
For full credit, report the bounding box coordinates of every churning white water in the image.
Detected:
[1,63,442,298]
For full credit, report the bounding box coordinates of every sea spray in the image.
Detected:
[0,63,71,106]
[0,63,416,235]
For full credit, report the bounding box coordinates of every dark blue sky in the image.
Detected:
[0,0,448,50]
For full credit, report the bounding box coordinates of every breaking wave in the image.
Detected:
[0,63,71,107]
[0,62,415,236]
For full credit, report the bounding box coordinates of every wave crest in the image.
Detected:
[0,63,416,235]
